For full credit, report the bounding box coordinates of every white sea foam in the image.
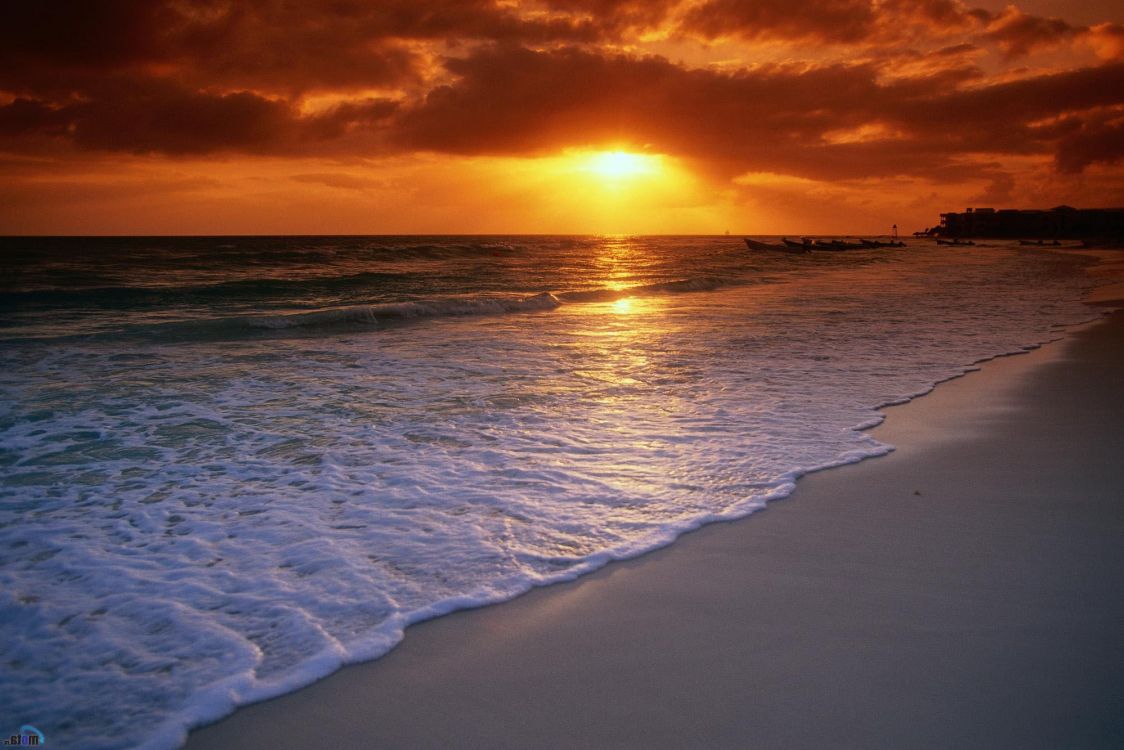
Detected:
[0,240,1102,749]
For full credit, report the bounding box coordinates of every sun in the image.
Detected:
[582,150,660,179]
[506,147,719,233]
[612,297,635,314]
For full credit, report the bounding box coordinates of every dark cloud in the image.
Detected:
[889,0,993,29]
[541,0,682,34]
[678,0,1000,44]
[932,43,981,56]
[970,171,1016,204]
[0,0,608,96]
[6,29,1123,180]
[68,82,294,154]
[395,45,1124,179]
[398,46,918,183]
[984,7,1079,57]
[1055,115,1124,173]
[0,1,179,73]
[1,0,1122,187]
[681,0,876,43]
[889,63,1124,135]
[0,98,71,137]
[678,0,1097,56]
[0,79,398,155]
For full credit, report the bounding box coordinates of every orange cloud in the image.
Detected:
[983,6,1080,57]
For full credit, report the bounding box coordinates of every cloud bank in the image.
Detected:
[2,0,1122,230]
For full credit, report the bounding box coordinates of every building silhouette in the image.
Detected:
[938,206,1124,239]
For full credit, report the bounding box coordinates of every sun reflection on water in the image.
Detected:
[596,235,646,291]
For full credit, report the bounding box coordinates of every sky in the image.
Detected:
[1,0,1123,235]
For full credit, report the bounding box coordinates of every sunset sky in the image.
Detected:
[2,0,1123,235]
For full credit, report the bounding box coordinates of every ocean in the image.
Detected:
[0,235,1103,749]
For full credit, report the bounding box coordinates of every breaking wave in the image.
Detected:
[2,273,748,344]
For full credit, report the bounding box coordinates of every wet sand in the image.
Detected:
[187,310,1124,750]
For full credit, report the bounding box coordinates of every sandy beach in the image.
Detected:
[186,305,1124,749]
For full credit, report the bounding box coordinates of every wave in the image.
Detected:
[247,293,562,331]
[375,241,523,259]
[1,240,530,300]
[0,271,416,310]
[0,293,563,344]
[5,271,738,310]
[235,275,740,335]
[0,273,743,345]
[558,275,741,303]
[229,241,524,264]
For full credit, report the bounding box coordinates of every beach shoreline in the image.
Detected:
[186,298,1124,749]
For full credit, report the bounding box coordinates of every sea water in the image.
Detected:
[0,236,1102,748]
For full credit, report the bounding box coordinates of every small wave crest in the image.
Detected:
[248,292,561,331]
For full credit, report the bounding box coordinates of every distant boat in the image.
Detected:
[935,238,975,246]
[744,238,809,254]
[812,239,866,251]
[1019,239,1061,246]
[782,238,811,249]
